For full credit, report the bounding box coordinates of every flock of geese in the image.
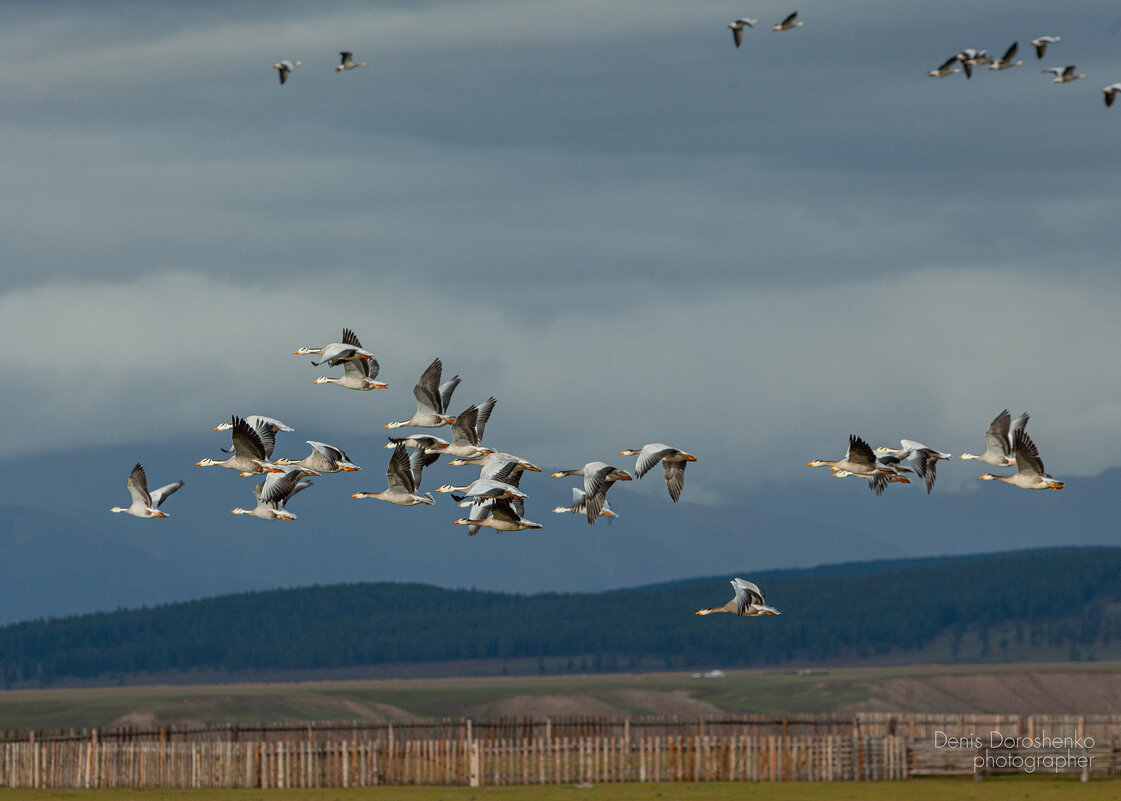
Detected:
[113,13,1085,624]
[111,328,698,541]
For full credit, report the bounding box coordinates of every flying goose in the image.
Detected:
[314,357,388,391]
[385,358,460,429]
[352,443,436,506]
[336,51,367,71]
[454,498,542,534]
[274,441,361,473]
[551,461,633,524]
[728,18,757,47]
[110,464,183,518]
[928,56,962,78]
[447,451,542,474]
[619,443,696,502]
[696,578,781,616]
[1103,83,1121,107]
[214,416,293,434]
[273,59,301,84]
[1030,36,1061,60]
[875,440,950,493]
[295,328,377,366]
[979,430,1064,490]
[988,42,1022,71]
[960,410,1027,467]
[955,49,989,78]
[438,458,526,502]
[440,398,496,458]
[231,468,314,520]
[197,416,283,475]
[772,11,803,31]
[553,487,617,519]
[385,434,450,452]
[1043,65,1085,84]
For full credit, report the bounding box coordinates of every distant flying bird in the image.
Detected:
[551,461,633,525]
[728,18,757,47]
[454,498,542,534]
[979,430,1064,490]
[988,42,1022,71]
[808,435,888,480]
[231,468,314,520]
[1043,65,1085,84]
[1103,83,1121,107]
[353,443,436,506]
[875,440,951,494]
[619,443,696,502]
[1030,36,1061,60]
[553,487,618,519]
[110,463,183,518]
[273,59,301,84]
[336,51,367,72]
[295,328,378,367]
[274,441,361,473]
[772,11,803,32]
[955,49,990,79]
[928,56,962,78]
[385,357,460,429]
[960,410,1028,467]
[197,416,284,476]
[695,578,781,617]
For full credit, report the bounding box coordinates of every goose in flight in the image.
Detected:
[447,451,542,474]
[385,357,460,429]
[772,11,803,32]
[728,18,757,47]
[1103,83,1121,107]
[1043,65,1085,84]
[1030,36,1061,60]
[551,461,633,524]
[553,487,617,519]
[988,42,1022,71]
[315,357,388,391]
[336,51,367,71]
[386,434,450,452]
[274,441,361,473]
[955,49,989,78]
[111,464,183,518]
[353,443,436,505]
[979,430,1064,490]
[273,59,301,84]
[876,440,951,494]
[960,410,1027,467]
[197,416,284,475]
[214,416,293,434]
[928,56,961,78]
[696,578,781,616]
[231,468,314,520]
[441,398,496,458]
[454,498,542,534]
[295,328,377,366]
[619,444,696,502]
[438,457,526,502]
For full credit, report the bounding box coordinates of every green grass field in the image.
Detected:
[0,777,1116,801]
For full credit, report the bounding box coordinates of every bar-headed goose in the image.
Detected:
[231,468,314,520]
[728,18,757,47]
[1103,83,1121,107]
[336,51,367,71]
[273,59,301,84]
[274,441,360,473]
[928,56,962,78]
[314,357,388,391]
[979,430,1064,490]
[551,461,633,525]
[385,357,460,429]
[619,443,696,502]
[1043,65,1085,84]
[215,416,293,434]
[197,417,283,476]
[696,578,781,616]
[772,11,803,31]
[988,42,1022,71]
[454,498,542,534]
[441,398,496,459]
[960,410,1027,467]
[1030,36,1061,60]
[876,440,951,494]
[111,464,183,518]
[352,443,436,506]
[553,487,617,519]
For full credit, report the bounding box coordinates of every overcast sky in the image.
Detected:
[2,1,1121,614]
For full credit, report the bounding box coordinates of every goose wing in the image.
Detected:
[984,410,1014,458]
[340,51,353,66]
[1001,42,1018,62]
[149,480,184,508]
[451,403,481,446]
[662,459,687,502]
[1012,430,1046,476]
[438,376,461,414]
[780,11,798,27]
[473,397,497,442]
[231,416,271,461]
[413,358,444,415]
[583,462,615,524]
[731,578,765,615]
[845,435,877,469]
[386,443,415,492]
[633,444,675,478]
[127,464,153,508]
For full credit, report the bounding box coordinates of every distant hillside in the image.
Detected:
[3,547,1121,688]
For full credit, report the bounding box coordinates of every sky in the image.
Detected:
[3,0,1121,621]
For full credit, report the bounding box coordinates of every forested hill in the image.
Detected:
[3,547,1120,688]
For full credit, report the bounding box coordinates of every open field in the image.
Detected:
[0,777,1118,801]
[5,662,1121,732]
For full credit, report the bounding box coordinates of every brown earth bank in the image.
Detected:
[3,662,1121,732]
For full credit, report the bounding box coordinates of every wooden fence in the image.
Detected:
[2,715,1119,788]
